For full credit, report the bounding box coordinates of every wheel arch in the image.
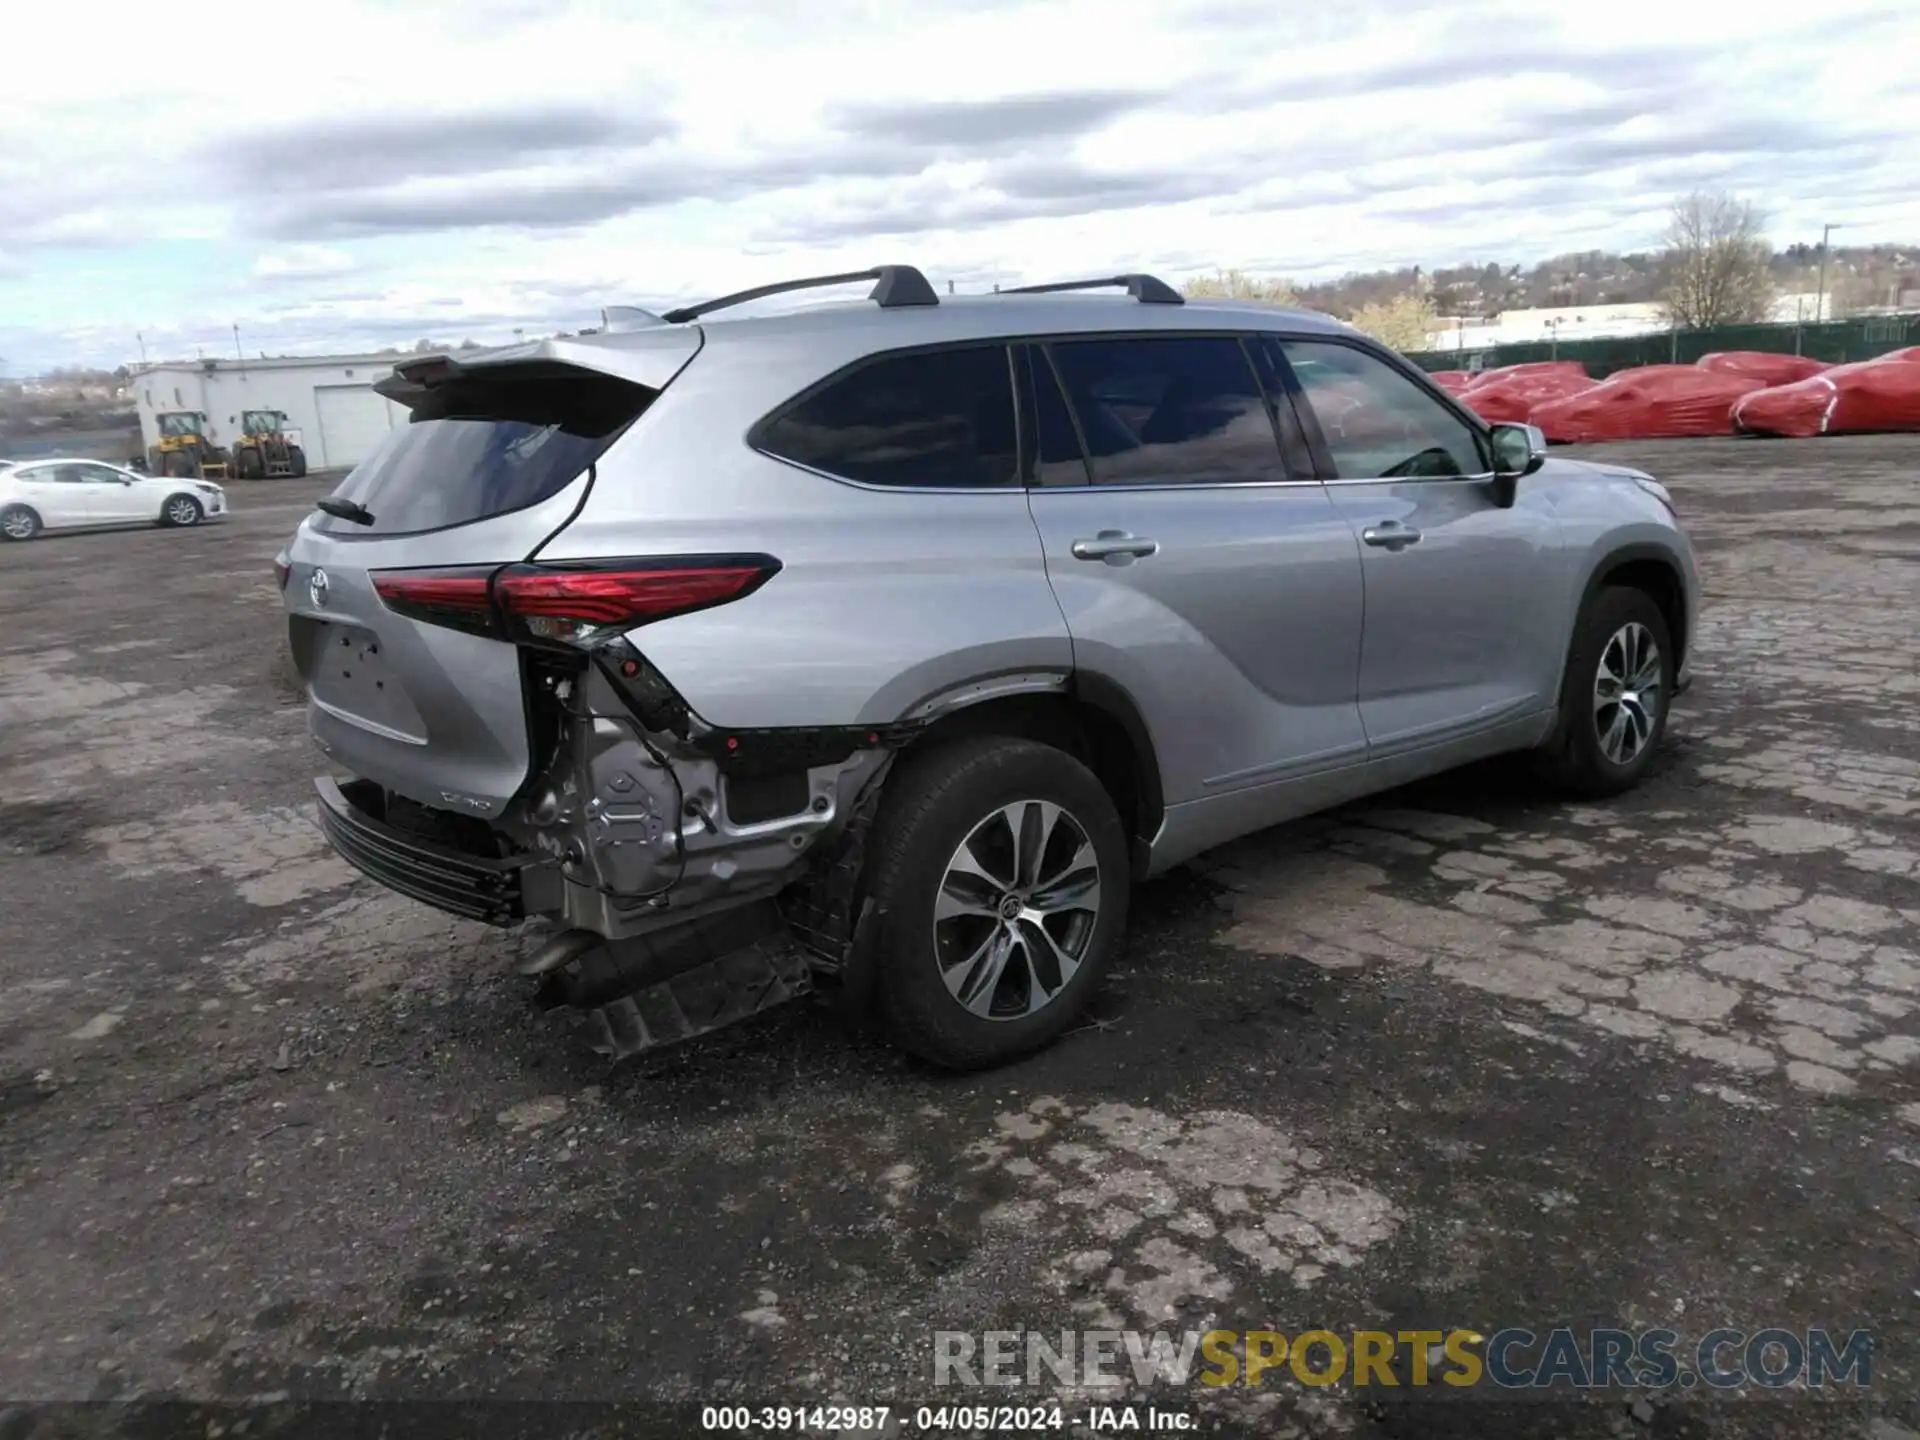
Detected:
[1577,543,1688,673]
[895,674,1165,879]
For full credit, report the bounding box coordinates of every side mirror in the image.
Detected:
[1487,422,1547,507]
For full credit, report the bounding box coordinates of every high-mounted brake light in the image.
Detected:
[370,557,780,647]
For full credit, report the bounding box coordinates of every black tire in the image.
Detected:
[237,447,264,480]
[159,493,203,528]
[288,446,308,478]
[1533,586,1675,799]
[865,735,1129,1070]
[162,450,194,478]
[1,504,42,542]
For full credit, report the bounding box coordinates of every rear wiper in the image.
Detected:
[315,498,375,525]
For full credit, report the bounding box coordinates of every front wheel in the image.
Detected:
[1534,586,1675,798]
[287,445,308,478]
[865,736,1130,1070]
[160,494,203,528]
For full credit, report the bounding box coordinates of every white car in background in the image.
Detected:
[0,457,228,541]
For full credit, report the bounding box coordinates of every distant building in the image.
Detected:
[1423,294,1859,352]
[130,353,405,471]
[1424,302,1668,352]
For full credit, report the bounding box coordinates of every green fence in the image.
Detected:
[1405,314,1920,378]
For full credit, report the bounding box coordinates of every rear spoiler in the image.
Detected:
[374,329,704,408]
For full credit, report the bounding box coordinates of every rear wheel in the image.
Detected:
[1533,586,1674,798]
[1,505,41,541]
[160,494,203,528]
[237,447,264,480]
[865,736,1129,1070]
[163,451,194,478]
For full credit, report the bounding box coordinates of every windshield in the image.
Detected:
[158,414,202,437]
[311,369,657,538]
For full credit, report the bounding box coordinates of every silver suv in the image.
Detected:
[277,266,1698,1070]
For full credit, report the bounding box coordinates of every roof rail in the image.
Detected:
[660,265,940,325]
[999,273,1185,306]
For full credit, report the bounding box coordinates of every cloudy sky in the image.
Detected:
[3,0,1916,374]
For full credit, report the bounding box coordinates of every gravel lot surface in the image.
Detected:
[1,440,1916,1439]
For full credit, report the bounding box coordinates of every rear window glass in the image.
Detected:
[1046,336,1288,486]
[312,370,655,537]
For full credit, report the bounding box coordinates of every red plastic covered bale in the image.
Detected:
[1695,351,1830,385]
[1531,365,1763,443]
[1428,370,1474,394]
[1460,370,1596,424]
[1869,345,1920,365]
[1732,354,1920,438]
[1463,361,1589,391]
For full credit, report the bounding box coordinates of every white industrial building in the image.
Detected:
[132,353,407,472]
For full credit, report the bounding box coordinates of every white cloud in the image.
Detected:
[2,0,1918,370]
[251,246,358,280]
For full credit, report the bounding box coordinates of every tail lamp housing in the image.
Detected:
[369,556,781,648]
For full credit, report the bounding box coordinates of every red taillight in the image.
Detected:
[370,557,779,646]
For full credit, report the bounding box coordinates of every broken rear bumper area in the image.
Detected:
[316,776,529,926]
[314,777,834,1062]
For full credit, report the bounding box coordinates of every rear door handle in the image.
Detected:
[1071,530,1159,563]
[1361,521,1422,551]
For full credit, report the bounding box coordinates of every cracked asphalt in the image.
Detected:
[0,436,1916,1439]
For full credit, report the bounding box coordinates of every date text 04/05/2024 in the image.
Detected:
[699,1404,1195,1431]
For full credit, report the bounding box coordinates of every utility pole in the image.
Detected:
[136,332,148,365]
[233,324,243,364]
[1814,222,1846,324]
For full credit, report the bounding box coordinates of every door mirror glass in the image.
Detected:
[1490,422,1547,476]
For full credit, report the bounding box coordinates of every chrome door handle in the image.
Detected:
[1361,521,1421,551]
[1071,530,1159,563]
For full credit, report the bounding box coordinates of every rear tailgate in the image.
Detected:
[282,330,702,820]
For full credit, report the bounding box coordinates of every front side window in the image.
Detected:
[1271,340,1487,480]
[759,344,1018,489]
[1045,336,1286,486]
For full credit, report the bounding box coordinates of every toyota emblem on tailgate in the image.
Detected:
[309,568,330,609]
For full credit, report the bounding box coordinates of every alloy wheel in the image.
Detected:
[932,799,1103,1021]
[1593,620,1663,765]
[167,498,199,525]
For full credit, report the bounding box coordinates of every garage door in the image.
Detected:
[314,385,396,470]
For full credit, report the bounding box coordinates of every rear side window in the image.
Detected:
[757,344,1018,489]
[313,369,655,537]
[1045,336,1288,486]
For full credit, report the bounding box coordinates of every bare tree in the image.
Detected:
[1658,191,1775,328]
[1183,268,1297,304]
